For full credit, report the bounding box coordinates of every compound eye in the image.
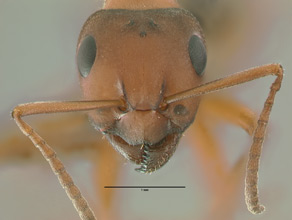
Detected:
[188,35,207,76]
[77,35,97,78]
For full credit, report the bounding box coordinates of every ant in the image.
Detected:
[11,0,283,219]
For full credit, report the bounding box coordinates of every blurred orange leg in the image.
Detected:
[91,139,122,220]
[186,96,257,219]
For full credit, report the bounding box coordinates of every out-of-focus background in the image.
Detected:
[0,0,291,219]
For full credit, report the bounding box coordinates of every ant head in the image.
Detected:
[76,8,207,173]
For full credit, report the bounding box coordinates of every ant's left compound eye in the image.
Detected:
[77,35,97,78]
[188,35,207,76]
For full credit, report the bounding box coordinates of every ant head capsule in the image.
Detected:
[77,8,204,172]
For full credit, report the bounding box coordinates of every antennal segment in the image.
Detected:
[164,63,283,214]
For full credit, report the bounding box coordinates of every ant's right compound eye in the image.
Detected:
[77,35,97,78]
[188,35,207,76]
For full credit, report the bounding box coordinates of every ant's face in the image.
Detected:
[77,8,206,173]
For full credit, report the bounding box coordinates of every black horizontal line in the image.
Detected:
[104,186,186,189]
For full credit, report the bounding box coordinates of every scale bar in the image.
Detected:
[104,186,186,189]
